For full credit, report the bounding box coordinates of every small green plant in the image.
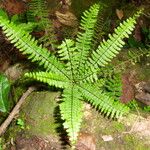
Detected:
[0,138,2,150]
[127,99,139,110]
[0,73,10,113]
[16,118,25,129]
[0,3,143,146]
[143,105,150,112]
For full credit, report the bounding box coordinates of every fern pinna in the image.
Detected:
[0,3,142,146]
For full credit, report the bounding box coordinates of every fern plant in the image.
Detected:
[27,0,57,49]
[0,3,142,146]
[27,0,49,27]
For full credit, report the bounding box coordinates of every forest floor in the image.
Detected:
[0,0,150,150]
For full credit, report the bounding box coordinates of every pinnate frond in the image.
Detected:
[83,10,143,82]
[60,85,83,144]
[27,0,49,27]
[25,72,69,88]
[75,3,101,77]
[58,39,79,79]
[78,83,129,118]
[0,15,68,79]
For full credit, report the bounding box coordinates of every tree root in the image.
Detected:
[0,86,36,136]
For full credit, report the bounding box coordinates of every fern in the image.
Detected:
[27,0,49,27]
[104,73,122,100]
[82,10,143,82]
[128,47,150,64]
[25,72,69,88]
[0,3,143,146]
[75,4,101,79]
[27,0,57,49]
[91,3,107,50]
[0,16,67,78]
[60,85,83,143]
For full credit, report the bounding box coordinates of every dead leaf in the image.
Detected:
[3,0,26,15]
[55,11,78,27]
[116,9,124,20]
[76,132,96,150]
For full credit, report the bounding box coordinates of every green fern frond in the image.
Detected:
[58,39,79,79]
[25,72,69,88]
[0,15,68,79]
[83,10,143,82]
[75,3,101,77]
[27,0,49,28]
[27,0,57,49]
[58,39,75,61]
[92,4,106,50]
[78,83,129,118]
[104,73,122,100]
[60,86,83,144]
[128,47,150,64]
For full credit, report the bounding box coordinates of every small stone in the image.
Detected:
[5,63,25,81]
[101,135,113,142]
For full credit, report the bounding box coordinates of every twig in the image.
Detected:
[0,86,36,136]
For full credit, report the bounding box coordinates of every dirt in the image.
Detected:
[3,0,26,15]
[10,135,54,150]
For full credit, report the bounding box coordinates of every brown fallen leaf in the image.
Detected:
[116,9,124,20]
[3,0,26,15]
[76,132,96,150]
[55,10,78,27]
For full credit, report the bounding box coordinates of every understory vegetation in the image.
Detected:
[0,0,149,149]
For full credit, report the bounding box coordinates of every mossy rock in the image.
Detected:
[22,91,60,139]
[9,91,150,150]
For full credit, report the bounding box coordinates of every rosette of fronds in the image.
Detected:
[0,3,143,146]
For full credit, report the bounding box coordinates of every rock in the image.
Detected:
[5,63,26,81]
[101,135,113,142]
[9,91,150,150]
[135,81,150,105]
[135,92,150,105]
[20,91,63,149]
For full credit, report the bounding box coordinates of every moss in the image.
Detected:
[12,86,25,103]
[112,121,125,132]
[99,120,126,135]
[123,134,149,150]
[22,91,60,138]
